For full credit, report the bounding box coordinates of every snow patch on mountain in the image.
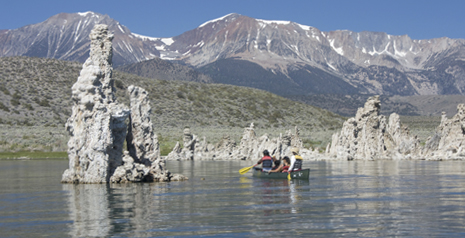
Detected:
[329,39,344,56]
[327,62,337,71]
[256,19,292,25]
[117,24,125,33]
[368,42,391,56]
[131,33,174,47]
[161,38,174,45]
[297,23,312,31]
[199,13,237,28]
[393,41,407,57]
[131,33,158,41]
[77,11,99,18]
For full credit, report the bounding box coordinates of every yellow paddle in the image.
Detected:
[287,172,291,181]
[239,164,257,175]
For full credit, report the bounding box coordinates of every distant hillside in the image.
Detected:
[197,58,359,96]
[287,94,465,117]
[116,57,213,83]
[0,56,346,152]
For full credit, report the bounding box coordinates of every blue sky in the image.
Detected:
[1,0,464,40]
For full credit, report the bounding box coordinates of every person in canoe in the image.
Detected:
[268,156,290,173]
[272,156,280,170]
[255,150,276,172]
[289,147,303,172]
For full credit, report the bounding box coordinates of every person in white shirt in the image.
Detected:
[288,147,303,172]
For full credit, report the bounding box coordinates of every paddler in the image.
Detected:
[268,156,290,173]
[255,150,275,172]
[288,147,303,172]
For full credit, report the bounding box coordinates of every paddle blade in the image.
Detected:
[287,173,291,181]
[239,165,254,175]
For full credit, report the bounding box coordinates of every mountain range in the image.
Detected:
[1,11,465,97]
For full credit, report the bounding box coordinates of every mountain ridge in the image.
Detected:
[1,12,465,96]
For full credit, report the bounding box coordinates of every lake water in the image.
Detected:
[1,159,465,237]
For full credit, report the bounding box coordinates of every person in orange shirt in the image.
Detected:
[269,156,290,173]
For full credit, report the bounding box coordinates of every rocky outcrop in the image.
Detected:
[126,85,160,165]
[165,128,198,161]
[110,85,174,183]
[166,123,323,161]
[62,24,186,183]
[386,113,421,157]
[163,95,465,161]
[164,95,465,161]
[422,105,465,159]
[62,25,129,183]
[328,96,420,160]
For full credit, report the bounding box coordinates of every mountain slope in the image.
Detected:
[0,56,346,152]
[198,58,359,95]
[164,13,465,96]
[116,57,213,83]
[2,12,465,96]
[127,13,465,96]
[0,12,166,66]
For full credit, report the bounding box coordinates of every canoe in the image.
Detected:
[252,168,310,180]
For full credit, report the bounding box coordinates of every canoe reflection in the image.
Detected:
[251,179,310,215]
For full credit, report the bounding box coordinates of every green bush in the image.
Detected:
[12,91,21,100]
[24,103,34,111]
[176,91,185,99]
[0,102,9,112]
[10,98,20,106]
[114,79,125,89]
[38,99,50,107]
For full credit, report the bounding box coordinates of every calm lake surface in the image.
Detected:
[1,159,465,237]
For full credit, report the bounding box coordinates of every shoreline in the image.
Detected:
[3,153,462,161]
[0,151,67,160]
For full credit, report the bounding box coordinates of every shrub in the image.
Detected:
[0,85,9,95]
[0,102,9,112]
[114,79,125,89]
[176,91,185,99]
[12,91,21,100]
[38,99,50,107]
[10,99,20,106]
[24,103,34,111]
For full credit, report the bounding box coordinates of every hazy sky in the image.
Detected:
[1,0,464,40]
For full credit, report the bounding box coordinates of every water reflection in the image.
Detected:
[38,160,465,236]
[63,183,170,237]
[61,161,314,236]
[247,177,311,216]
[310,160,465,236]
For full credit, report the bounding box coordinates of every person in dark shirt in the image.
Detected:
[255,150,275,172]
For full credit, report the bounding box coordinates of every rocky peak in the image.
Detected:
[325,30,464,70]
[0,12,160,66]
[3,12,465,96]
